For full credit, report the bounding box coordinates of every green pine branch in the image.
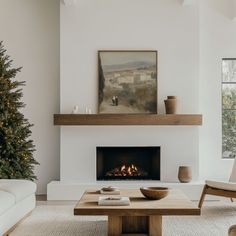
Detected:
[0,41,39,180]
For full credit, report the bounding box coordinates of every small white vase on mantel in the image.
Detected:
[72,105,79,114]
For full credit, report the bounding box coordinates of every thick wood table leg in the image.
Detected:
[108,215,162,236]
[122,216,148,234]
[108,216,122,236]
[149,215,162,236]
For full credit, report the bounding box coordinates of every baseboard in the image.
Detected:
[36,195,47,201]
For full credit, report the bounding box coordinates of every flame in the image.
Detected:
[128,166,131,175]
[106,163,147,177]
[120,164,139,176]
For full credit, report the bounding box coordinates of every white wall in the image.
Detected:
[61,0,199,114]
[1,0,235,194]
[60,0,200,184]
[199,0,236,181]
[0,0,60,194]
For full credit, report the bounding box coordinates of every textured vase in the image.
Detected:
[178,166,192,183]
[164,96,177,114]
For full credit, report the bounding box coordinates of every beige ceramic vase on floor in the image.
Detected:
[178,166,192,183]
[164,96,177,114]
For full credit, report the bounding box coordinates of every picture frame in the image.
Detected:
[98,50,158,114]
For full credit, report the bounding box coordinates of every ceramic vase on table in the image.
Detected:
[164,96,177,114]
[178,166,192,183]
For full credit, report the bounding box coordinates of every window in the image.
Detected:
[222,59,236,159]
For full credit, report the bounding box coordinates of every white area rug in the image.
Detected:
[10,203,236,236]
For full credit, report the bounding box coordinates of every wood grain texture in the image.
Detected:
[198,184,207,208]
[108,215,162,236]
[199,184,236,208]
[149,215,162,236]
[108,216,122,236]
[206,186,236,198]
[74,189,199,236]
[54,114,203,126]
[74,189,200,216]
[122,216,148,234]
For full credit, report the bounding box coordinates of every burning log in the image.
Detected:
[106,164,148,177]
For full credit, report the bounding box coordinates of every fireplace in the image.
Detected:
[96,146,160,180]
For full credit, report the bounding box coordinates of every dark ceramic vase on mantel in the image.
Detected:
[164,96,177,114]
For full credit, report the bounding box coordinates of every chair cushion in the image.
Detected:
[229,225,236,236]
[206,180,236,191]
[0,179,36,203]
[0,190,15,215]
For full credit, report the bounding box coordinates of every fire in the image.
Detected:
[120,164,138,176]
[106,164,148,177]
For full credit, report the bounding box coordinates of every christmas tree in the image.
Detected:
[0,41,39,180]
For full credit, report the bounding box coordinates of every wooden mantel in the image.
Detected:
[54,114,202,126]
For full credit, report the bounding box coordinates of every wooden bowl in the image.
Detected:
[101,186,118,192]
[140,187,169,200]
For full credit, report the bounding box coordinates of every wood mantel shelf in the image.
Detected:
[54,114,202,126]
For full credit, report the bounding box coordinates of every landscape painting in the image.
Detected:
[98,51,158,114]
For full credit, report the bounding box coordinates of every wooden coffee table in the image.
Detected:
[74,189,200,236]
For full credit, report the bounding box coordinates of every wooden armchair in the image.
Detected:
[198,159,236,208]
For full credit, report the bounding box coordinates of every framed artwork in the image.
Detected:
[98,50,158,114]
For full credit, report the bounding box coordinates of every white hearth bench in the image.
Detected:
[47,181,205,200]
[0,179,36,236]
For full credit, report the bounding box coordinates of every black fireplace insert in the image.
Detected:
[96,146,160,180]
